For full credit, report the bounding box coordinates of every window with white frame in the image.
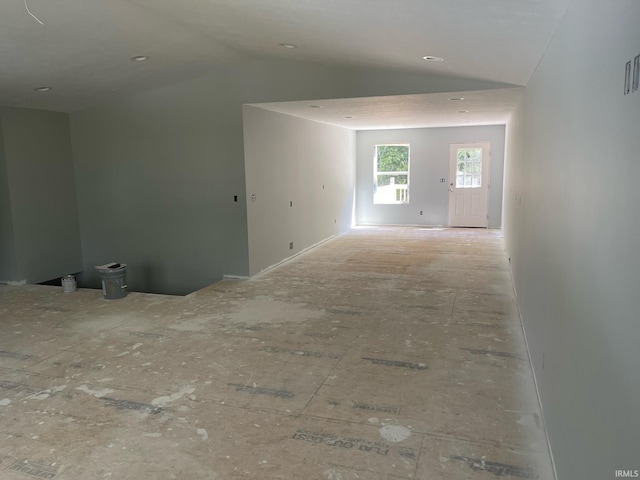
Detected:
[373,144,410,204]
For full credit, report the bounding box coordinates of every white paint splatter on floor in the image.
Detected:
[228,296,325,325]
[151,385,196,407]
[379,425,411,442]
[25,385,68,401]
[516,414,537,427]
[324,468,344,480]
[76,385,115,397]
[197,428,209,441]
[0,398,11,406]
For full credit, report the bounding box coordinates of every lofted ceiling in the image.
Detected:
[0,0,571,124]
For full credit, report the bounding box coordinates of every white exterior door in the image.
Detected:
[448,142,490,227]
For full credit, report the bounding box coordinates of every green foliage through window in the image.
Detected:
[377,145,409,175]
[455,147,482,188]
[374,144,410,204]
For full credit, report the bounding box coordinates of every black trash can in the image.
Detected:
[96,263,127,300]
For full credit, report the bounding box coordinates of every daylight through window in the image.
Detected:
[456,147,482,188]
[373,144,409,204]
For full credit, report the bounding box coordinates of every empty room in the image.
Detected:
[1,1,638,479]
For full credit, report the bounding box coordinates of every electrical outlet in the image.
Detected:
[440,178,446,183]
[419,210,423,215]
[289,242,294,250]
[290,201,293,207]
[233,195,238,202]
[250,194,256,202]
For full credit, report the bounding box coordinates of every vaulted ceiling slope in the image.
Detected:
[0,0,570,113]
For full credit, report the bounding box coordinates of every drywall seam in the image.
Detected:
[525,2,573,87]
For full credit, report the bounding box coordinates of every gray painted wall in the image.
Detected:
[71,59,509,295]
[70,85,249,296]
[0,107,82,284]
[244,106,355,275]
[0,119,19,282]
[503,1,640,478]
[356,126,505,227]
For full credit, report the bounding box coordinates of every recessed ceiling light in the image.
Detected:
[279,43,297,49]
[458,110,469,113]
[422,55,444,62]
[34,86,51,92]
[345,116,353,119]
[449,97,464,101]
[131,55,149,62]
[309,105,322,108]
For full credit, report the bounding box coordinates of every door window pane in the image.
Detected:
[455,148,482,188]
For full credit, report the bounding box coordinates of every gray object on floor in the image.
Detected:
[95,263,127,299]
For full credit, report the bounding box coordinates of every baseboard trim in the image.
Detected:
[222,275,250,280]
[507,256,558,480]
[253,232,344,278]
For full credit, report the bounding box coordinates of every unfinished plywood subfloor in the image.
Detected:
[0,227,554,479]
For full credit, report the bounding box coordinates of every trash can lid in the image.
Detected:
[95,262,127,270]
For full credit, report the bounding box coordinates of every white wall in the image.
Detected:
[243,106,355,275]
[503,1,640,478]
[71,59,509,295]
[0,107,82,284]
[356,126,505,227]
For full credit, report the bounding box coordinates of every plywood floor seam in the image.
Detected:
[0,227,554,479]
